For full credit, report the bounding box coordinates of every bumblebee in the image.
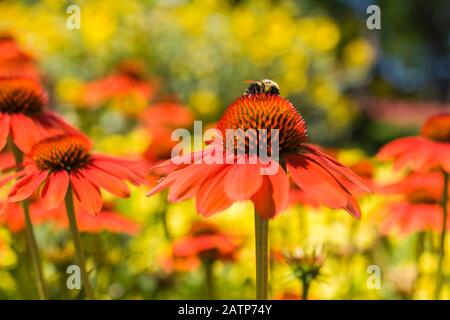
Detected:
[244,79,280,96]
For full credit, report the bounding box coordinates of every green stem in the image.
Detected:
[64,186,96,300]
[254,212,269,300]
[434,171,449,300]
[301,277,310,300]
[203,260,215,299]
[22,200,49,299]
[9,139,48,300]
[160,190,171,240]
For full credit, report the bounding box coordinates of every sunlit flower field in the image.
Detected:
[0,0,449,300]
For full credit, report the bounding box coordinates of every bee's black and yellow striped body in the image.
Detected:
[244,79,280,96]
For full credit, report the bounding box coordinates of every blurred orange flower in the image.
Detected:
[379,172,450,235]
[164,221,241,272]
[0,77,77,153]
[377,113,450,173]
[1,201,139,235]
[79,60,156,115]
[1,134,148,215]
[141,102,194,165]
[0,35,40,80]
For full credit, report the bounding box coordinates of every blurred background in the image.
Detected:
[0,0,449,299]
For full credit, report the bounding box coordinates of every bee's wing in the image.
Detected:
[243,79,255,84]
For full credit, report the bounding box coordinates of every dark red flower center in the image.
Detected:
[0,77,47,116]
[30,134,92,172]
[407,189,439,204]
[421,113,450,143]
[216,94,307,155]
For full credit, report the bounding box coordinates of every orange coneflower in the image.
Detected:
[0,76,77,299]
[377,113,450,173]
[377,113,450,299]
[147,88,371,299]
[0,133,147,299]
[168,221,241,299]
[142,102,195,166]
[0,35,40,80]
[379,172,450,236]
[80,60,156,116]
[1,201,139,235]
[148,94,370,219]
[172,222,241,264]
[0,77,76,153]
[1,134,147,214]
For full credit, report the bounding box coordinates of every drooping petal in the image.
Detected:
[38,111,81,135]
[70,171,103,214]
[376,136,442,172]
[167,163,222,202]
[83,166,130,198]
[40,170,69,210]
[58,205,140,235]
[250,164,290,219]
[196,166,234,217]
[0,201,9,216]
[392,139,435,172]
[380,202,443,236]
[251,176,275,218]
[286,154,348,208]
[223,162,262,201]
[0,170,26,188]
[376,137,420,161]
[0,113,10,151]
[286,154,362,218]
[91,157,147,185]
[306,145,372,193]
[438,144,450,173]
[146,174,177,197]
[266,163,289,215]
[344,196,362,219]
[10,114,46,153]
[7,170,48,202]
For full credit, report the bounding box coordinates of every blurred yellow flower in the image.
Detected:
[189,89,219,117]
[343,39,376,68]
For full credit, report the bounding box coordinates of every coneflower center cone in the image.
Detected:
[421,114,450,143]
[0,78,47,116]
[30,134,92,172]
[216,94,307,155]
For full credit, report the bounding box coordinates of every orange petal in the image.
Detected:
[266,162,289,216]
[251,176,276,219]
[287,154,348,209]
[0,113,10,151]
[70,171,103,214]
[40,171,69,210]
[376,137,419,161]
[83,166,130,198]
[196,166,234,217]
[91,158,146,185]
[306,145,372,193]
[168,164,220,202]
[8,171,48,202]
[10,114,46,153]
[224,162,262,201]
